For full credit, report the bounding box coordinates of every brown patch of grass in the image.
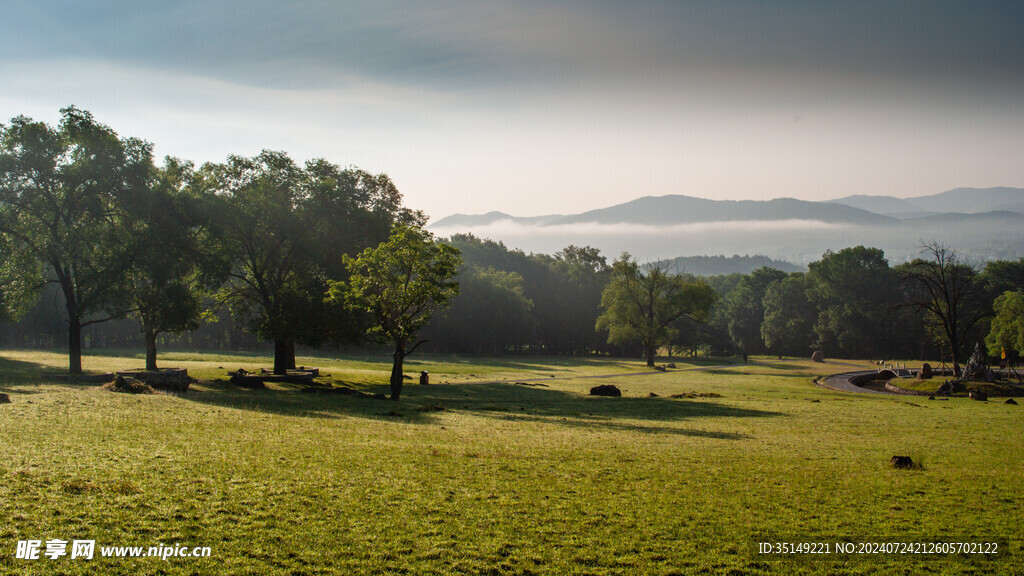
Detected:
[62,478,101,494]
[101,375,159,394]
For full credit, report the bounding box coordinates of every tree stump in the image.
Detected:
[811,351,825,363]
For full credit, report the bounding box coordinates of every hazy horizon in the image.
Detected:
[3,2,1022,222]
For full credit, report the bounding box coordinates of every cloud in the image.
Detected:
[3,1,1021,95]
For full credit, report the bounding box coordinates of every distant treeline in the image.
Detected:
[5,233,1024,371]
[655,255,803,276]
[3,108,1024,373]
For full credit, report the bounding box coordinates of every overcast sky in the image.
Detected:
[2,1,1021,221]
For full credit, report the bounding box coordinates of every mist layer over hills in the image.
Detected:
[430,188,1024,265]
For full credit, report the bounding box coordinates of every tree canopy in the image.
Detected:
[807,246,898,358]
[0,107,153,373]
[336,225,461,400]
[761,273,815,357]
[986,291,1024,361]
[898,243,987,375]
[596,254,716,367]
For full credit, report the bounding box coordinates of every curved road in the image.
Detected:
[454,358,898,396]
[817,369,895,395]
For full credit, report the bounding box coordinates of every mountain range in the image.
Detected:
[429,187,1024,267]
[828,187,1024,218]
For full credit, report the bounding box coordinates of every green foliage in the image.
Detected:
[437,235,613,355]
[722,266,788,354]
[982,257,1024,296]
[126,158,229,369]
[807,246,898,358]
[761,273,815,355]
[427,266,532,354]
[0,234,40,323]
[339,225,461,348]
[596,254,716,365]
[336,225,461,399]
[0,107,154,372]
[201,151,416,372]
[986,291,1024,358]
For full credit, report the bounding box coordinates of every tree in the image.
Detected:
[0,107,152,373]
[596,254,716,366]
[760,273,815,356]
[551,246,611,355]
[899,243,988,376]
[425,266,532,355]
[127,158,227,370]
[200,151,308,374]
[981,258,1024,296]
[336,226,461,400]
[202,152,416,374]
[986,291,1024,361]
[807,246,898,358]
[722,267,788,355]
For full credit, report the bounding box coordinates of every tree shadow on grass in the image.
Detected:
[0,355,62,389]
[177,379,782,438]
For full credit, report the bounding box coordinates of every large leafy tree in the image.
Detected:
[128,158,227,370]
[899,243,987,376]
[550,246,611,355]
[807,246,898,358]
[336,225,461,401]
[722,266,788,355]
[199,151,307,374]
[981,258,1024,296]
[202,152,417,374]
[596,254,716,367]
[986,291,1024,361]
[760,273,815,357]
[0,107,152,373]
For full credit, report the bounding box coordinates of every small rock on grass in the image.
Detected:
[590,384,621,397]
[890,455,915,469]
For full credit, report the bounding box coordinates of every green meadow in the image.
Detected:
[0,351,1021,575]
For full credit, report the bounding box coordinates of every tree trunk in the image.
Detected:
[645,343,656,367]
[145,328,158,371]
[68,315,83,375]
[273,339,289,375]
[286,339,296,370]
[390,344,406,401]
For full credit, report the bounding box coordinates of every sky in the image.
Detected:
[2,1,1022,222]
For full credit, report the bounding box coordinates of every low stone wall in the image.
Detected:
[116,369,191,392]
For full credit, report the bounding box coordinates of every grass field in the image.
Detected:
[1,350,1021,575]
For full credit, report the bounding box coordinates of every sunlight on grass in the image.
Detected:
[1,350,1021,575]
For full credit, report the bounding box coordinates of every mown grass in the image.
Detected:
[0,351,1021,575]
